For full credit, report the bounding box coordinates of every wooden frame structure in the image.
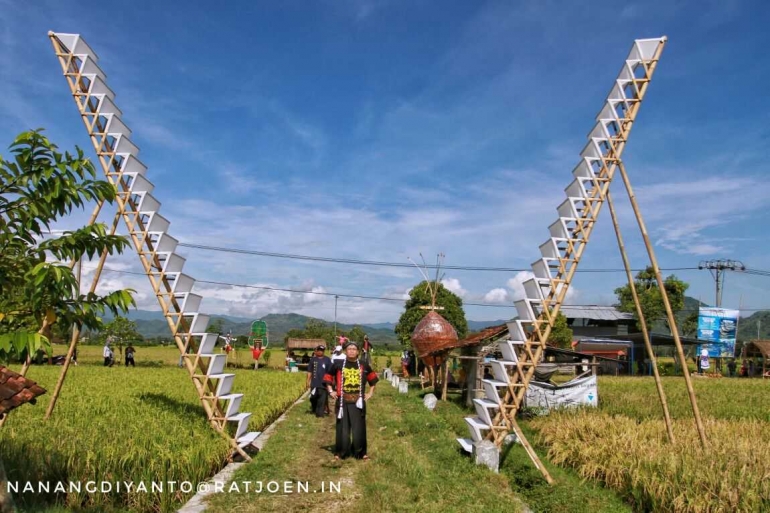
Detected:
[45,32,260,460]
[459,36,707,484]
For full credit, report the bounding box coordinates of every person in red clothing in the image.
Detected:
[324,340,378,460]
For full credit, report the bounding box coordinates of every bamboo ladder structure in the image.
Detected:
[459,36,707,484]
[46,32,260,460]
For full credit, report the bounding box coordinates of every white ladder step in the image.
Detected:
[218,393,243,418]
[237,431,262,448]
[228,412,252,439]
[465,416,490,443]
[473,398,499,426]
[457,438,473,453]
[208,373,236,396]
[200,353,226,375]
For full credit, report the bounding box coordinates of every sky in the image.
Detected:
[1,0,769,324]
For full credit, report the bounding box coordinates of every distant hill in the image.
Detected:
[737,310,770,341]
[120,310,511,346]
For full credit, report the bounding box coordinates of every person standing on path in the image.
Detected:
[324,340,378,460]
[307,345,332,418]
[103,340,114,367]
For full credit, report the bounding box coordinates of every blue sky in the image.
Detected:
[2,0,769,324]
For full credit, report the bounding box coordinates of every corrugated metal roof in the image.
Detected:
[559,305,634,321]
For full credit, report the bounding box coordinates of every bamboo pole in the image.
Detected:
[615,161,707,447]
[606,190,676,444]
[441,360,450,401]
[45,208,121,420]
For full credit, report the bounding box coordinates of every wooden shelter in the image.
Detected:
[285,338,326,371]
[0,365,46,419]
[744,340,770,377]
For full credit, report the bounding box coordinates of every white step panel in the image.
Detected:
[514,299,535,322]
[211,373,236,396]
[557,198,585,220]
[506,320,531,342]
[158,251,186,273]
[549,218,575,240]
[95,94,122,118]
[112,134,139,155]
[219,393,243,418]
[119,154,148,176]
[78,54,107,80]
[499,341,522,363]
[473,398,499,427]
[588,120,611,142]
[573,158,599,180]
[523,277,550,301]
[465,416,489,443]
[539,238,560,260]
[489,360,512,384]
[197,333,219,355]
[180,313,209,334]
[228,412,252,439]
[565,178,590,201]
[103,114,131,139]
[634,37,664,61]
[142,212,170,233]
[176,292,202,314]
[84,74,115,100]
[457,438,473,453]
[126,173,154,194]
[238,431,261,448]
[152,232,178,253]
[482,380,503,405]
[166,272,195,294]
[200,353,226,376]
[134,192,160,213]
[532,258,557,281]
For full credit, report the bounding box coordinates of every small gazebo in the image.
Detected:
[744,340,770,377]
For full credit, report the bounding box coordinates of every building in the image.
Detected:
[560,305,637,338]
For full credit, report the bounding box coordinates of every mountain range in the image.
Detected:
[116,310,509,346]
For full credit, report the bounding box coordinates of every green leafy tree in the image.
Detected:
[209,318,226,335]
[347,325,366,343]
[614,266,689,333]
[395,281,468,347]
[0,130,135,364]
[548,312,573,348]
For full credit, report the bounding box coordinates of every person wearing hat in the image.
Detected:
[307,344,332,418]
[361,335,372,367]
[324,339,379,460]
[331,343,346,363]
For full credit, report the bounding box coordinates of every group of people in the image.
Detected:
[305,336,378,461]
[102,340,136,367]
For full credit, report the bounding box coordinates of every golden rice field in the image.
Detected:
[529,377,770,513]
[0,364,306,512]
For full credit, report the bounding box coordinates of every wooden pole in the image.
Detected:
[442,360,450,401]
[45,209,121,420]
[606,190,676,444]
[615,161,707,447]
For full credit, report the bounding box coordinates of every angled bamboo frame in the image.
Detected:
[47,32,251,461]
[479,36,706,483]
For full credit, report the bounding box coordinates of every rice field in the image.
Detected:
[529,377,770,512]
[0,364,306,512]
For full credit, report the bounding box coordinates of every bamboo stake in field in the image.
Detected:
[615,161,707,447]
[606,190,675,444]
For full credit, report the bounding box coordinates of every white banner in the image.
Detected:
[525,375,598,411]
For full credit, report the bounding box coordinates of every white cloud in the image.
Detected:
[484,288,509,303]
[441,277,467,298]
[506,271,535,301]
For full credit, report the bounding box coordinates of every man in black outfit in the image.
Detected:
[324,340,378,460]
[306,345,331,418]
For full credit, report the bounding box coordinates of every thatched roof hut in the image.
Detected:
[411,311,458,366]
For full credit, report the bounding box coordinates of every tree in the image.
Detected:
[548,312,573,348]
[395,281,468,347]
[100,316,142,362]
[614,266,689,333]
[209,318,226,335]
[347,325,366,343]
[0,130,135,365]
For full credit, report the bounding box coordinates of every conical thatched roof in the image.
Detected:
[411,311,458,357]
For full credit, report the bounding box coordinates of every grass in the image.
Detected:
[528,376,770,512]
[206,380,527,513]
[1,365,305,512]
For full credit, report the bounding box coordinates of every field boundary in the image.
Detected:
[178,390,310,512]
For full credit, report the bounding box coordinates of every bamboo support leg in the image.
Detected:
[616,161,707,447]
[607,191,676,444]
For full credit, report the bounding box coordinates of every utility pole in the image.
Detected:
[698,259,745,307]
[334,295,339,337]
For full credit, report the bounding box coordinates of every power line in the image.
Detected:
[98,266,770,311]
[177,242,701,274]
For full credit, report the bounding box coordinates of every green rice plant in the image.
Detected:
[0,365,305,512]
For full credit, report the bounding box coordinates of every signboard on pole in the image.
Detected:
[697,307,739,358]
